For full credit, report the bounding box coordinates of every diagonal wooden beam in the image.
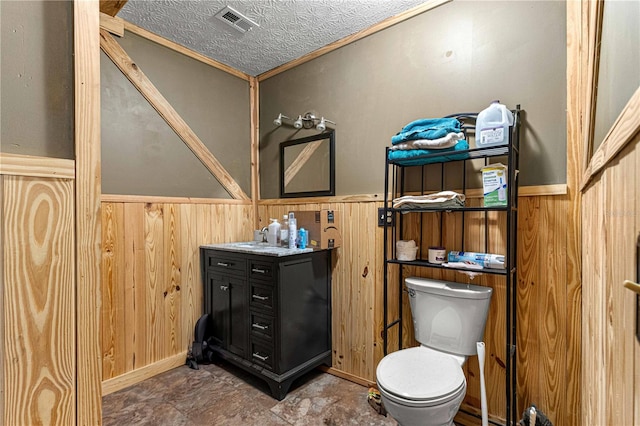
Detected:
[99,29,249,200]
[100,0,128,17]
[100,12,124,37]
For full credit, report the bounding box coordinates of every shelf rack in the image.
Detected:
[382,106,521,426]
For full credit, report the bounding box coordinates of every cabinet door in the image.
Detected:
[227,276,248,358]
[208,273,247,358]
[208,273,228,347]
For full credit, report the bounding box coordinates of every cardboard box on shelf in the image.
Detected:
[291,210,341,249]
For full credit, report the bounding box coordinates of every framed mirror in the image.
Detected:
[280,130,335,198]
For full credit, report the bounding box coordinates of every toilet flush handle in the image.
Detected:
[404,287,416,298]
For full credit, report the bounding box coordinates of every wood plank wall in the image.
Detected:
[582,138,640,425]
[99,192,578,424]
[259,193,576,424]
[100,200,253,393]
[1,175,75,425]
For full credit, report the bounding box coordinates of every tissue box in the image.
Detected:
[291,210,341,249]
[481,163,508,207]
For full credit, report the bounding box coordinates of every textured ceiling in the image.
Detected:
[118,0,430,76]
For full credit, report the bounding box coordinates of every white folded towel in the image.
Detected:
[392,191,466,209]
[389,132,464,150]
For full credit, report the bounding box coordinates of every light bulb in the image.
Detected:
[316,118,326,132]
[293,115,303,129]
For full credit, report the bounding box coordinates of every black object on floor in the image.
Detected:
[186,314,215,370]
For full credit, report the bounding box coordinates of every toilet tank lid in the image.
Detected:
[405,277,493,300]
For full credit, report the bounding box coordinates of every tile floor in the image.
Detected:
[102,360,398,426]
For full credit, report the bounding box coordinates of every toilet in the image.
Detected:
[376,277,493,426]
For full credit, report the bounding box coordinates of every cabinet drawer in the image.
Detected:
[250,282,275,312]
[205,251,245,276]
[250,311,274,342]
[249,259,275,280]
[250,338,274,371]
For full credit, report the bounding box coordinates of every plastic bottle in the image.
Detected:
[280,215,289,247]
[267,218,281,246]
[288,212,297,249]
[475,101,514,147]
[298,228,307,249]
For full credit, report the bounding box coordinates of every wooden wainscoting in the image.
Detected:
[582,139,640,425]
[1,173,76,425]
[259,192,578,425]
[99,191,578,424]
[100,199,254,394]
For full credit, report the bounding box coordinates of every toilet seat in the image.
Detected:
[377,346,466,407]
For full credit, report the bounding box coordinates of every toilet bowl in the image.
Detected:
[376,346,466,426]
[376,277,493,426]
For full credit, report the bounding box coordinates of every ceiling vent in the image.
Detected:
[214,5,259,33]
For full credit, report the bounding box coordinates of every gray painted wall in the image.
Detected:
[101,32,251,198]
[259,1,567,198]
[1,1,74,158]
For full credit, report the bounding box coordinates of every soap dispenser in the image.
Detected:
[267,218,281,246]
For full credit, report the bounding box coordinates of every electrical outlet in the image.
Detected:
[377,208,395,227]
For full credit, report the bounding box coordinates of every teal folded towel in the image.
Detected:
[391,118,461,145]
[388,140,470,166]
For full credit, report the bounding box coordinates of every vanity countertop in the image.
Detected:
[201,242,314,257]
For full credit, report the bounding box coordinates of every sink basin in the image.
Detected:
[231,242,269,249]
[226,241,291,252]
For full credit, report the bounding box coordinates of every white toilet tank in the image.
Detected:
[406,277,493,356]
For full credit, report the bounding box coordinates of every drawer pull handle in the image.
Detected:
[220,285,229,291]
[252,268,267,274]
[252,294,269,301]
[252,323,268,331]
[252,352,269,362]
[217,262,231,267]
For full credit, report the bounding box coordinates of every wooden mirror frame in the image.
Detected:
[279,130,335,198]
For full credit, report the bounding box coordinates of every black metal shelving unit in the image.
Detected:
[382,106,521,426]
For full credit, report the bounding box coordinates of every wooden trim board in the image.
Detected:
[258,184,567,206]
[75,1,103,423]
[101,194,252,205]
[250,76,260,228]
[99,29,249,200]
[99,1,128,17]
[319,366,376,389]
[258,0,451,81]
[564,2,583,424]
[123,21,250,81]
[0,176,4,424]
[102,351,188,396]
[0,153,75,179]
[581,0,605,168]
[100,12,124,37]
[100,184,565,206]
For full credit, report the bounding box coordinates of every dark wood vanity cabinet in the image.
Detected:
[200,247,332,400]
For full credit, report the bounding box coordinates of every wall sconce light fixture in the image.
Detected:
[273,111,336,131]
[273,113,290,126]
